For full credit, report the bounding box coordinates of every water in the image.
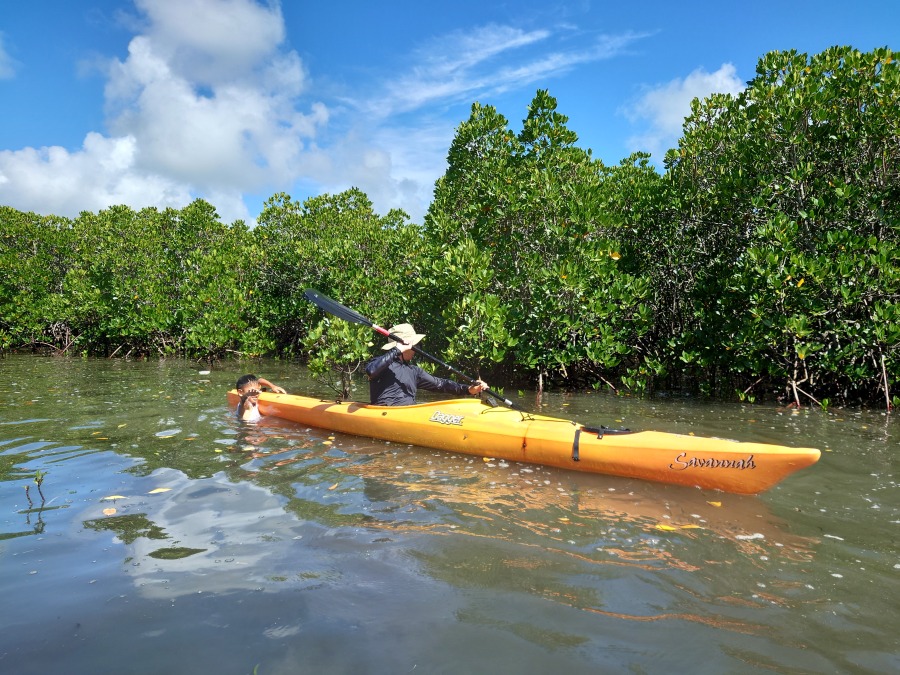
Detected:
[1,354,897,674]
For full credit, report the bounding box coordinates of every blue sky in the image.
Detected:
[0,1,896,225]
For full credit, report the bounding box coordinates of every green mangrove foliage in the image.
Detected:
[254,188,421,397]
[1,46,897,407]
[424,90,651,392]
[657,46,900,405]
[1,201,264,357]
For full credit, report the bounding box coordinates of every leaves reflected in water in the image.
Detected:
[83,513,168,544]
[148,546,207,560]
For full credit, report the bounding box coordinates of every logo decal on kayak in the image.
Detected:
[669,453,756,470]
[429,411,464,426]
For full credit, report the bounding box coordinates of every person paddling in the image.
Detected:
[365,323,487,406]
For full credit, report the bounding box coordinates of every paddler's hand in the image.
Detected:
[468,380,488,395]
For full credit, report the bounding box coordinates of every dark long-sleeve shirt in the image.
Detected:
[365,348,470,406]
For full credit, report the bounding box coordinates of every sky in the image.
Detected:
[0,1,897,226]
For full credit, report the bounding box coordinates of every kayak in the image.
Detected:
[226,392,820,494]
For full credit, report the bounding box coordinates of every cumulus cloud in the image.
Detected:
[622,63,745,161]
[0,0,326,225]
[133,0,286,84]
[0,1,651,226]
[308,122,455,220]
[0,133,193,216]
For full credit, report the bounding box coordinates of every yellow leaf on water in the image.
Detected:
[103,508,117,516]
[322,440,333,445]
[117,424,127,428]
[96,437,108,440]
[679,524,702,529]
[148,488,172,494]
[656,524,677,531]
[328,483,339,490]
[707,501,722,507]
[102,495,126,501]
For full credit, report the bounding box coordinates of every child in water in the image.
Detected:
[236,374,286,421]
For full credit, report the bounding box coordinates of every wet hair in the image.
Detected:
[236,374,259,390]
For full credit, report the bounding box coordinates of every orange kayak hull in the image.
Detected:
[227,392,820,494]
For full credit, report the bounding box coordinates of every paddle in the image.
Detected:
[304,288,524,411]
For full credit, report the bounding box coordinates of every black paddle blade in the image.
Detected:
[304,289,374,328]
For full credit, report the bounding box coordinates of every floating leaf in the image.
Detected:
[103,508,117,516]
[148,487,172,494]
[117,423,128,428]
[102,495,126,501]
[322,440,333,445]
[679,524,702,529]
[328,483,339,491]
[707,501,722,507]
[655,524,677,531]
[735,533,765,541]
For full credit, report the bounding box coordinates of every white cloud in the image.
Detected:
[0,2,650,226]
[0,133,196,217]
[0,0,324,225]
[376,26,647,117]
[344,26,649,220]
[309,122,455,222]
[623,63,745,161]
[105,34,324,191]
[0,33,18,79]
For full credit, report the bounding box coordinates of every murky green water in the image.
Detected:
[1,354,897,674]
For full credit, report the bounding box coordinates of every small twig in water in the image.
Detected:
[34,470,47,504]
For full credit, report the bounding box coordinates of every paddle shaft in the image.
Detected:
[304,289,523,411]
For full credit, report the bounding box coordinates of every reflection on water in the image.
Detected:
[1,355,898,674]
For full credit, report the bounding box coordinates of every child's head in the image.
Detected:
[236,374,260,394]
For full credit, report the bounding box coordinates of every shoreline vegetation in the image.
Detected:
[2,47,897,409]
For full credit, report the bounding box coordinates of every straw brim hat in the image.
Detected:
[382,323,426,350]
